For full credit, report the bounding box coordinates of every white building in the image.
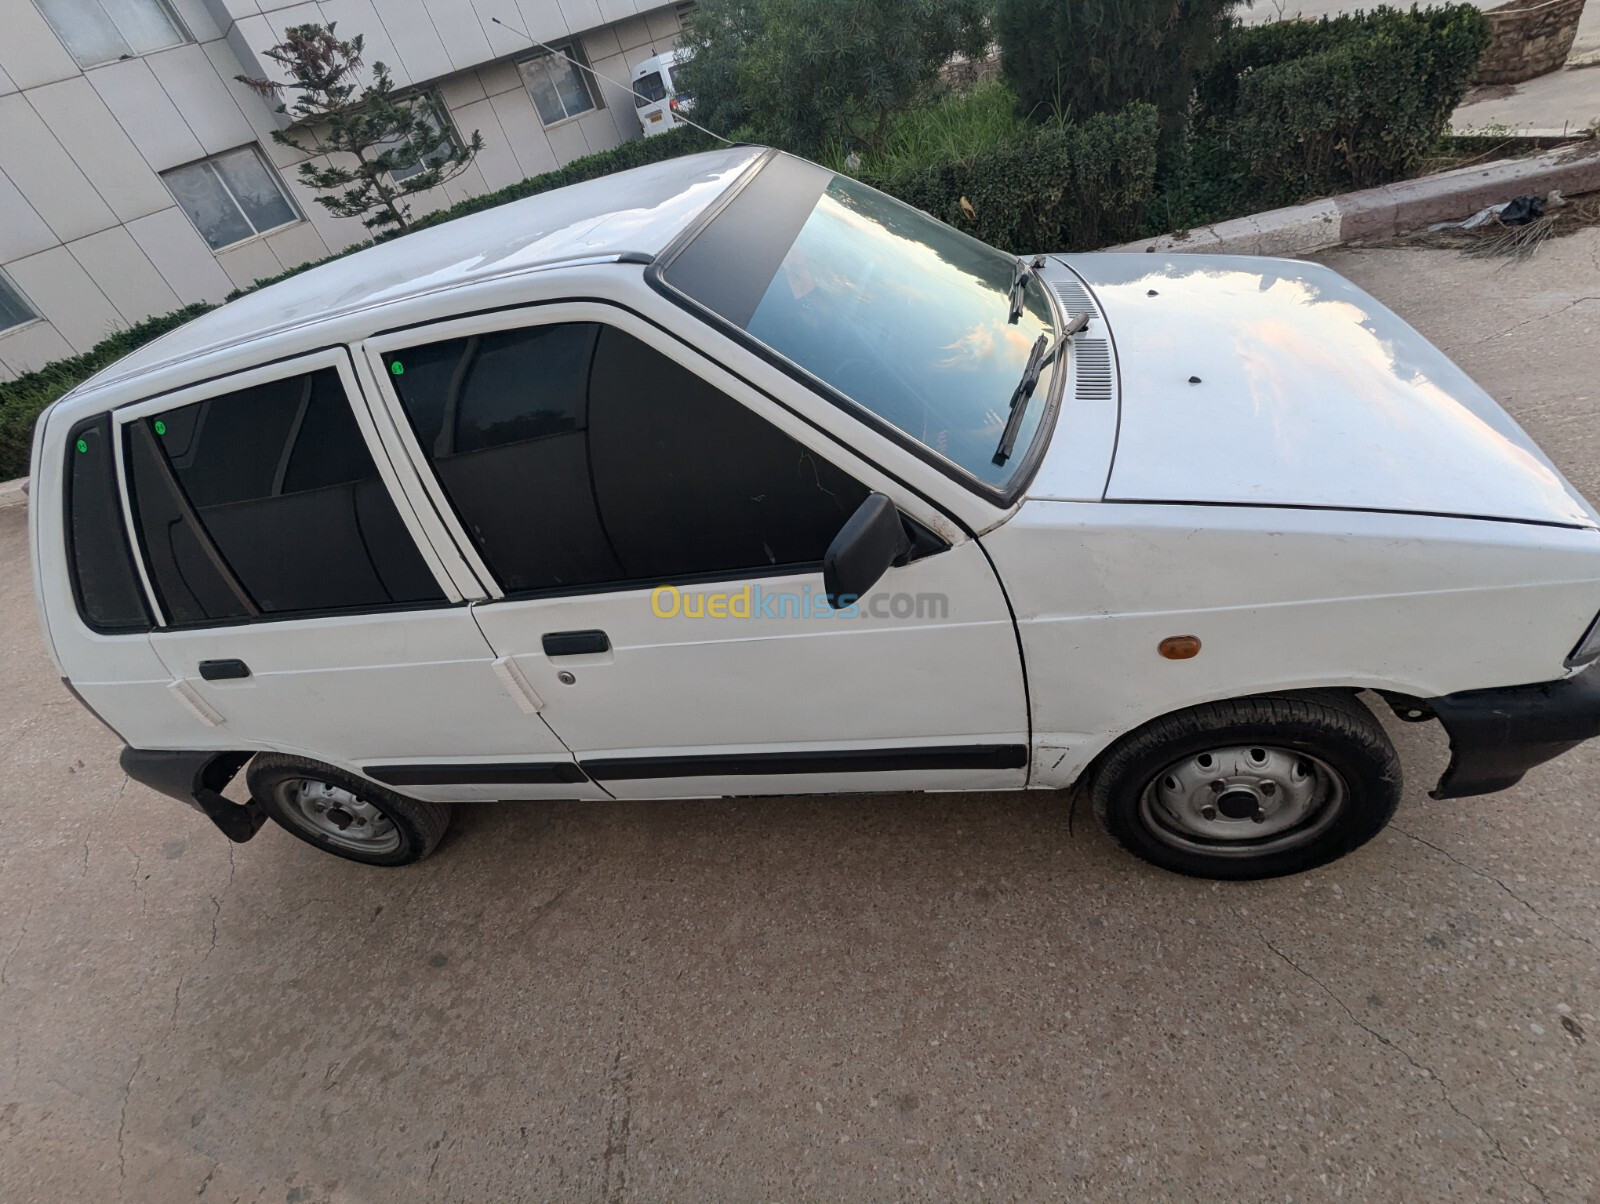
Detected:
[0,0,689,380]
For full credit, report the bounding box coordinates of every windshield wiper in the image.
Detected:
[992,311,1091,466]
[1007,255,1046,324]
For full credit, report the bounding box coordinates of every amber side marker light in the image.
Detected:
[1159,635,1202,660]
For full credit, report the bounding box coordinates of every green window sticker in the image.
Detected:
[153,420,167,435]
[390,361,404,376]
[75,438,88,454]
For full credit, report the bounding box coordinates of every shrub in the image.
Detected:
[1184,5,1491,214]
[677,0,991,156]
[994,0,1232,142]
[0,304,215,479]
[820,78,1033,178]
[862,102,1162,253]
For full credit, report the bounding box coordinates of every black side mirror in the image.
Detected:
[823,493,912,608]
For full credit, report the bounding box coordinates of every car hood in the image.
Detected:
[1030,254,1598,529]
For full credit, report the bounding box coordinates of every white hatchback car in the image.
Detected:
[30,147,1600,878]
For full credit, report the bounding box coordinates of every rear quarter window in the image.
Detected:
[63,414,151,633]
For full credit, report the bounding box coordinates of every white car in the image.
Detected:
[30,147,1600,879]
[632,48,693,137]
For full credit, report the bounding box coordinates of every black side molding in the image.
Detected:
[1427,665,1600,799]
[365,761,591,786]
[119,748,265,843]
[582,744,1028,781]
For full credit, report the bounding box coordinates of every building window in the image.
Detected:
[161,147,300,252]
[381,93,463,184]
[0,273,38,334]
[518,44,600,126]
[34,0,190,69]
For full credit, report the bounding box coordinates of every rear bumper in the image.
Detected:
[119,748,266,842]
[1427,665,1600,799]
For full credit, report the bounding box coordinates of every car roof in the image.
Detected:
[78,145,764,395]
[634,48,691,75]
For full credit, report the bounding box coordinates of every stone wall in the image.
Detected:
[1476,0,1587,84]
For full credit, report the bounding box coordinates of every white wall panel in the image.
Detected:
[66,227,183,322]
[147,43,255,156]
[125,207,235,303]
[6,245,125,351]
[213,236,284,291]
[28,76,172,223]
[488,87,559,178]
[424,0,494,70]
[448,96,521,189]
[85,59,206,170]
[0,1,80,91]
[0,169,59,264]
[0,94,117,243]
[0,319,75,378]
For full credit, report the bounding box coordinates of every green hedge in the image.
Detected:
[0,304,215,480]
[1179,5,1490,217]
[861,102,1161,254]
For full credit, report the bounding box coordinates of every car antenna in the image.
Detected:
[488,17,733,147]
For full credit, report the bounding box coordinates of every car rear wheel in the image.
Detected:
[247,754,450,867]
[1088,693,1401,880]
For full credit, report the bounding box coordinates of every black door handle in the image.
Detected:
[541,630,610,657]
[198,659,251,681]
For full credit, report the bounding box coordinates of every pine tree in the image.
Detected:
[239,23,484,236]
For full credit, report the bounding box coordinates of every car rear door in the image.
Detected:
[115,347,608,802]
[361,305,1030,800]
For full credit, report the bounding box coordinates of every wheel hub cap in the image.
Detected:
[1140,745,1346,858]
[285,779,401,854]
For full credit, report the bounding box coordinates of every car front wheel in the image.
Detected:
[1088,693,1401,880]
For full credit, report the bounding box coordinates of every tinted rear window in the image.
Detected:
[634,71,666,106]
[124,366,444,625]
[64,415,151,632]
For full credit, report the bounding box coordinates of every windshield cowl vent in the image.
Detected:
[1073,338,1114,402]
[1046,276,1100,324]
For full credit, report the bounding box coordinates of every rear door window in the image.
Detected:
[64,414,152,632]
[124,365,444,626]
[634,71,666,106]
[385,322,869,594]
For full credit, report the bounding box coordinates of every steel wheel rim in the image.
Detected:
[280,779,402,855]
[1137,745,1347,859]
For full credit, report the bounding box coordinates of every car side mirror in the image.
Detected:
[823,492,912,609]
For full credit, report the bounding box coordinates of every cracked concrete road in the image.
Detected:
[2,232,1600,1204]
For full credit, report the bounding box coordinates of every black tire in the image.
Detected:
[246,754,451,867]
[1088,692,1401,880]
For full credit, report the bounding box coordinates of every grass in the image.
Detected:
[818,79,1032,177]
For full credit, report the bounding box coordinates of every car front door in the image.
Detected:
[115,348,609,801]
[364,307,1030,799]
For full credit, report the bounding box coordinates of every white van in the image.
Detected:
[633,48,693,137]
[30,147,1600,878]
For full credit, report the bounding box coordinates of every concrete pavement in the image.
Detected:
[2,233,1600,1201]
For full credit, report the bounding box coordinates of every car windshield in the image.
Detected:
[659,157,1057,491]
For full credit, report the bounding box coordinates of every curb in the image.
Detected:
[1110,140,1600,257]
[0,478,26,511]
